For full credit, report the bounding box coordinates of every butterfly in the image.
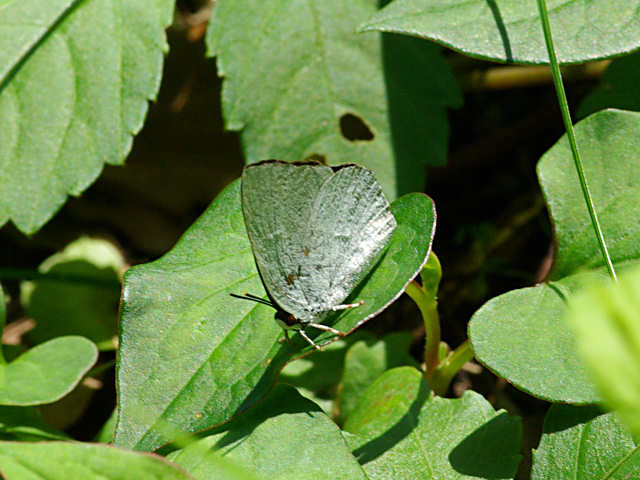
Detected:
[232,160,396,349]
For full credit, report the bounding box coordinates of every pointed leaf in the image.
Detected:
[469,109,640,403]
[0,0,174,233]
[0,336,97,406]
[206,0,461,199]
[343,367,522,479]
[360,0,640,64]
[115,180,435,451]
[532,405,640,479]
[169,385,367,479]
[0,442,191,479]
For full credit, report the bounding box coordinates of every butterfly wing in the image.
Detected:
[299,165,397,314]
[241,161,334,320]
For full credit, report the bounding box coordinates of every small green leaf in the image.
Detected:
[343,367,522,479]
[280,332,375,394]
[169,385,367,479]
[94,408,117,444]
[115,180,435,451]
[0,442,191,479]
[468,279,601,403]
[469,109,640,403]
[532,405,640,479]
[21,237,123,350]
[0,336,97,406]
[336,332,418,423]
[360,0,640,64]
[0,0,174,233]
[567,265,640,436]
[579,52,640,118]
[206,0,461,199]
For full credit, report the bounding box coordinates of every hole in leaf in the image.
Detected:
[303,153,327,165]
[339,113,374,141]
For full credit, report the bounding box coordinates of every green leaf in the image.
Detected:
[169,385,367,480]
[94,408,118,444]
[206,0,461,199]
[336,332,418,423]
[115,180,435,451]
[0,442,191,479]
[360,0,640,64]
[469,109,640,403]
[567,265,640,436]
[0,336,97,406]
[172,450,261,480]
[0,0,174,233]
[343,367,522,479]
[0,406,68,442]
[279,331,375,414]
[21,237,123,350]
[579,52,640,118]
[532,405,640,479]
[540,110,640,279]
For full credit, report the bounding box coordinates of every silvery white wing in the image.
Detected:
[241,160,396,322]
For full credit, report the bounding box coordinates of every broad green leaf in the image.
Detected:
[115,180,435,451]
[469,278,601,403]
[0,441,191,479]
[0,336,97,406]
[540,110,640,279]
[206,0,461,199]
[172,449,261,480]
[567,266,640,435]
[0,0,174,233]
[360,0,640,65]
[21,237,123,350]
[336,332,418,423]
[579,52,640,118]
[169,385,367,480]
[0,406,68,442]
[469,109,640,403]
[532,405,640,479]
[343,367,522,479]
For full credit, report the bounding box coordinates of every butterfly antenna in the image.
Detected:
[230,292,274,307]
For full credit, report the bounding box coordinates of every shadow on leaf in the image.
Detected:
[449,411,521,478]
[352,378,430,465]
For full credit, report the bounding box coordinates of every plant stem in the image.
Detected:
[459,61,609,92]
[536,0,617,281]
[430,340,474,395]
[405,280,440,371]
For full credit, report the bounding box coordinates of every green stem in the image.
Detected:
[537,0,617,281]
[86,359,116,378]
[0,268,120,289]
[430,340,474,395]
[405,280,440,371]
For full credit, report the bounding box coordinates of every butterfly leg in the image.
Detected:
[329,300,364,311]
[307,322,346,337]
[279,329,293,345]
[299,329,321,350]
